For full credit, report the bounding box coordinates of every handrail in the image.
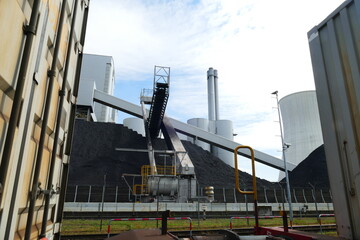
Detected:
[229,216,283,230]
[234,145,259,228]
[318,213,335,234]
[107,217,192,238]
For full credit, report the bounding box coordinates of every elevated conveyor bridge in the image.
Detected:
[93,89,296,172]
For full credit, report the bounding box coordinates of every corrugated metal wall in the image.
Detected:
[308,0,360,239]
[0,0,88,239]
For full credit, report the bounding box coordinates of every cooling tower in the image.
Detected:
[278,91,323,180]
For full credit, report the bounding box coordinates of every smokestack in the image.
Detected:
[214,69,219,121]
[207,68,216,121]
[207,67,219,121]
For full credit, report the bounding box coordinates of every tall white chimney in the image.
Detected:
[207,68,215,121]
[214,69,219,121]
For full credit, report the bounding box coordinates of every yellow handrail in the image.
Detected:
[234,145,259,229]
[233,145,257,200]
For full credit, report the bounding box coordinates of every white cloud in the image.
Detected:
[85,0,345,181]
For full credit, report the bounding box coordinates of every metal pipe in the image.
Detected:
[0,0,41,200]
[25,1,68,239]
[39,0,79,236]
[272,91,294,226]
[54,2,90,239]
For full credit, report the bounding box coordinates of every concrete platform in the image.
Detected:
[108,229,175,240]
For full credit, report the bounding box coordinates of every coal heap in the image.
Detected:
[68,120,276,189]
[285,144,329,188]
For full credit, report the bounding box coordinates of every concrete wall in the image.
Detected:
[64,202,334,213]
[0,0,87,239]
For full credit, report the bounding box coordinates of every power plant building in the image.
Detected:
[188,68,234,167]
[77,54,117,122]
[278,90,324,180]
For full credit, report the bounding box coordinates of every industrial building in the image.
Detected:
[123,67,236,167]
[187,68,234,167]
[0,0,360,239]
[278,91,324,180]
[77,53,117,122]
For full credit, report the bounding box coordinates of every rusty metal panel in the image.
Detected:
[308,0,360,239]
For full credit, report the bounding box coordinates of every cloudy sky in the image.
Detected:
[84,0,344,181]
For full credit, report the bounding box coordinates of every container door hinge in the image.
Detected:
[38,186,61,198]
[47,69,57,78]
[75,42,83,54]
[82,0,89,8]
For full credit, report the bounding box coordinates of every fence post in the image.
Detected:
[264,188,268,203]
[161,210,170,235]
[293,188,298,203]
[320,189,326,203]
[302,188,307,203]
[234,188,237,203]
[100,174,106,231]
[244,190,249,226]
[88,185,92,203]
[74,185,78,203]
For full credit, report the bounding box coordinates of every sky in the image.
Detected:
[83,0,345,181]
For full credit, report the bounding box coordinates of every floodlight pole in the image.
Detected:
[272,91,294,226]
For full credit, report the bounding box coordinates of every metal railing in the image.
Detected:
[318,213,335,233]
[65,184,333,204]
[234,145,259,228]
[229,216,283,230]
[107,217,192,238]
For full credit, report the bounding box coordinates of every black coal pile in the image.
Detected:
[68,120,276,189]
[283,144,329,188]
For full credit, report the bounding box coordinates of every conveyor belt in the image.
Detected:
[93,89,296,171]
[147,82,169,138]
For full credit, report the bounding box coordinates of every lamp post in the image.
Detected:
[272,91,294,226]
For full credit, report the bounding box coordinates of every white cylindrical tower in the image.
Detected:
[207,68,216,121]
[187,118,211,151]
[123,118,145,137]
[213,120,234,166]
[278,90,324,180]
[214,69,219,121]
